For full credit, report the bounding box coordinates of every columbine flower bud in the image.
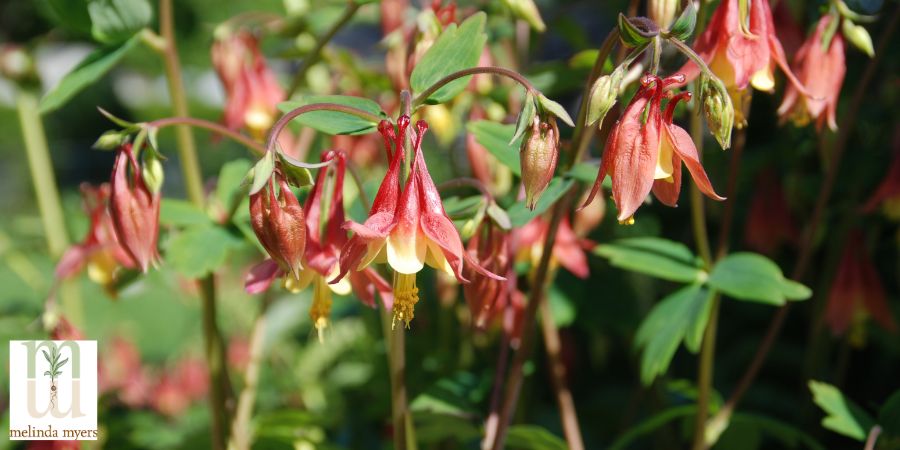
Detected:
[109,144,161,272]
[649,0,679,29]
[587,67,625,127]
[249,173,306,280]
[501,0,546,32]
[520,116,559,210]
[701,77,734,150]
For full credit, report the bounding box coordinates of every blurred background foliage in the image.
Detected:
[1,0,899,449]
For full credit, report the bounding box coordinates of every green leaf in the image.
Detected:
[166,225,242,278]
[486,202,512,230]
[536,94,574,127]
[216,159,253,214]
[410,13,488,104]
[709,253,811,305]
[250,150,276,195]
[507,178,574,227]
[44,0,93,35]
[44,370,52,377]
[669,1,697,40]
[57,358,68,369]
[594,237,705,283]
[635,284,710,384]
[466,121,522,175]
[879,389,900,436]
[87,0,152,44]
[160,199,210,227]
[410,372,481,416]
[40,34,141,114]
[566,162,599,183]
[505,425,567,450]
[809,380,875,441]
[510,92,537,144]
[278,95,385,135]
[42,350,51,364]
[442,196,485,219]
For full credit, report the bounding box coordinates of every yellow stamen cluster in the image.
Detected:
[309,278,332,343]
[392,273,420,330]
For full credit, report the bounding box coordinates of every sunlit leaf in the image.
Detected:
[809,380,874,441]
[165,225,242,278]
[411,13,488,104]
[709,253,811,305]
[594,238,705,283]
[467,120,522,175]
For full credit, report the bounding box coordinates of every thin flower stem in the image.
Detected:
[488,29,618,450]
[865,425,883,450]
[715,126,748,259]
[346,161,372,211]
[159,1,233,448]
[148,117,266,155]
[265,103,383,155]
[17,89,84,328]
[706,2,900,438]
[227,293,271,450]
[539,297,585,450]
[482,321,511,450]
[381,304,410,450]
[411,67,537,109]
[286,1,361,96]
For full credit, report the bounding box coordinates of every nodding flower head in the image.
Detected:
[334,115,504,329]
[109,144,161,272]
[211,29,285,138]
[249,171,306,280]
[583,74,723,223]
[520,115,559,210]
[678,0,810,127]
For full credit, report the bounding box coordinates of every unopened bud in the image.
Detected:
[701,77,734,150]
[501,0,546,32]
[587,67,625,127]
[109,145,161,272]
[841,19,874,57]
[649,0,679,29]
[520,116,559,210]
[249,173,306,279]
[0,45,37,85]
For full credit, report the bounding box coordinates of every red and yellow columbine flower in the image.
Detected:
[825,232,897,344]
[211,29,285,138]
[778,15,846,132]
[583,74,724,223]
[679,0,808,126]
[246,152,392,339]
[335,116,503,328]
[463,221,512,328]
[56,183,137,295]
[109,144,161,272]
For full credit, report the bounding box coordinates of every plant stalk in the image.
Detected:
[228,294,271,450]
[539,298,585,450]
[286,1,361,96]
[381,304,411,450]
[159,1,233,448]
[488,29,618,450]
[17,89,84,328]
[149,117,266,155]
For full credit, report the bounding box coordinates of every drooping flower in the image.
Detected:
[777,15,846,131]
[743,171,799,254]
[679,0,808,126]
[463,221,513,328]
[583,74,723,223]
[825,232,897,344]
[109,144,161,272]
[55,183,136,294]
[249,171,306,280]
[211,29,285,138]
[651,91,725,207]
[245,151,393,339]
[516,216,591,280]
[520,115,560,210]
[334,116,503,328]
[861,134,900,219]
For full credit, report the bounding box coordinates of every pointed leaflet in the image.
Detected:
[410,13,488,104]
[808,380,875,441]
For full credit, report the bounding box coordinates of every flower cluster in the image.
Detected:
[583,74,724,223]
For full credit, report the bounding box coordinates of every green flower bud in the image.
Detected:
[520,116,559,210]
[501,0,546,32]
[587,66,625,127]
[841,19,874,57]
[701,77,734,150]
